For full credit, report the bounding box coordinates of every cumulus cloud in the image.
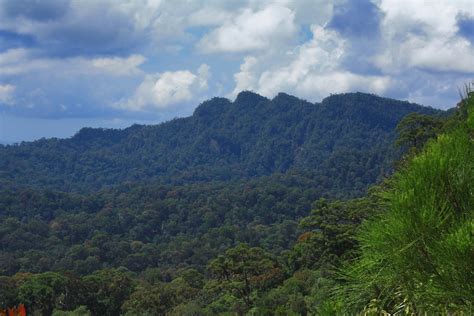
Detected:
[227,0,473,108]
[0,84,15,105]
[0,48,147,117]
[118,64,210,110]
[232,56,260,94]
[0,0,270,57]
[232,25,391,100]
[406,37,473,73]
[375,0,474,74]
[0,0,190,57]
[1,0,473,126]
[375,35,474,75]
[198,5,297,53]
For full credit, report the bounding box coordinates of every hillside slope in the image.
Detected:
[0,92,439,194]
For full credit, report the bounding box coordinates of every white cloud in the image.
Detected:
[0,0,193,57]
[232,25,391,100]
[150,71,196,106]
[377,0,472,37]
[0,49,36,75]
[0,48,146,113]
[118,64,210,110]
[297,72,391,97]
[0,49,145,76]
[257,0,334,25]
[407,37,474,73]
[375,35,474,74]
[196,64,211,90]
[375,0,474,74]
[91,55,146,76]
[228,1,472,108]
[1,0,472,121]
[232,56,260,95]
[198,5,297,53]
[0,84,15,105]
[188,7,233,26]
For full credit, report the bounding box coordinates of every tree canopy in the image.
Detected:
[1,90,468,315]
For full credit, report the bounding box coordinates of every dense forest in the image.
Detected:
[0,92,438,195]
[1,90,472,315]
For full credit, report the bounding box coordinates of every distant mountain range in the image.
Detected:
[0,91,440,195]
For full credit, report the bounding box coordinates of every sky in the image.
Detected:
[0,0,473,143]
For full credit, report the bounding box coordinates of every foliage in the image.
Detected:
[395,112,443,152]
[0,276,17,308]
[0,176,320,276]
[82,269,135,316]
[208,244,282,311]
[0,90,464,315]
[334,88,474,313]
[122,271,202,315]
[17,272,83,316]
[52,306,91,316]
[288,192,385,272]
[0,92,438,195]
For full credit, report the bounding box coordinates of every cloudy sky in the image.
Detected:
[0,0,473,142]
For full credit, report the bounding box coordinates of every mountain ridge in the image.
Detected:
[0,91,441,194]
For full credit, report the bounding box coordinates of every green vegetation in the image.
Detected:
[1,90,471,315]
[0,175,324,275]
[0,92,437,195]
[331,88,474,313]
[0,191,387,315]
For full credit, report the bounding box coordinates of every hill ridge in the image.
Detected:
[0,91,441,194]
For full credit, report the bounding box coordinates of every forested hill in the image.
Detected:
[0,91,439,194]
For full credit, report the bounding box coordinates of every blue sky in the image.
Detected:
[0,0,473,142]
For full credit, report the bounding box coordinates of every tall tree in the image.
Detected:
[208,244,283,312]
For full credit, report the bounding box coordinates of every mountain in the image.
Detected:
[1,90,465,315]
[0,91,440,196]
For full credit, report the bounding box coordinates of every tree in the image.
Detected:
[17,272,81,316]
[122,276,200,315]
[336,91,474,313]
[0,276,17,309]
[121,284,176,316]
[289,195,383,272]
[396,112,443,152]
[208,243,282,312]
[82,269,135,316]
